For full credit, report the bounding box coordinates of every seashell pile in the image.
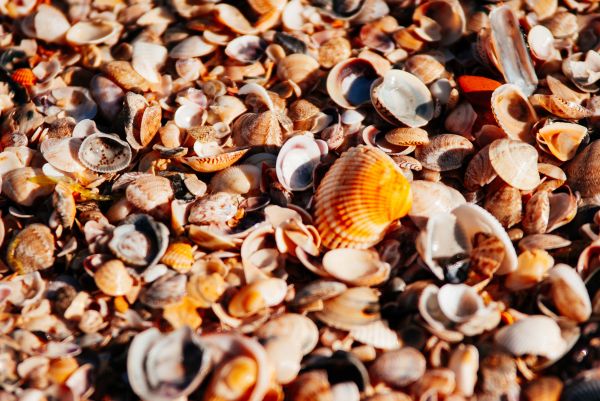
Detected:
[3,0,600,400]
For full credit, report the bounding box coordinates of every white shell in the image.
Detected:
[548,264,592,322]
[34,5,70,43]
[225,35,266,64]
[132,41,167,84]
[275,135,322,192]
[437,284,483,323]
[494,315,566,359]
[322,248,390,286]
[174,102,205,129]
[169,36,216,58]
[65,20,122,45]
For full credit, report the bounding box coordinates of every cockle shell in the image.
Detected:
[126,175,174,213]
[326,58,379,109]
[170,36,216,58]
[232,112,282,147]
[225,35,266,63]
[536,122,587,162]
[78,133,132,173]
[11,68,36,87]
[94,259,133,296]
[314,287,381,330]
[34,5,70,43]
[161,242,194,273]
[491,84,538,143]
[314,146,412,249]
[108,214,169,267]
[415,134,474,172]
[2,167,54,207]
[404,54,446,85]
[276,135,322,192]
[530,94,593,120]
[277,54,321,92]
[494,315,567,360]
[408,180,466,228]
[548,264,591,323]
[385,127,429,146]
[565,140,600,198]
[6,224,55,274]
[488,139,540,191]
[371,69,434,128]
[40,137,85,173]
[209,164,260,195]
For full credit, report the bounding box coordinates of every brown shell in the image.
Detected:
[314,145,412,249]
[126,175,174,212]
[489,139,540,191]
[2,167,54,207]
[161,242,194,273]
[491,84,538,143]
[94,259,133,296]
[181,147,250,173]
[139,104,162,147]
[530,94,593,120]
[53,182,76,229]
[522,190,550,235]
[464,144,497,191]
[232,112,282,147]
[404,54,445,85]
[484,183,522,228]
[415,134,474,172]
[6,224,55,274]
[565,140,600,198]
[385,127,429,146]
[78,133,132,173]
[103,61,150,91]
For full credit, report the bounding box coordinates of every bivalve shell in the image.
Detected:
[78,133,132,173]
[488,139,540,191]
[7,224,55,274]
[548,264,592,323]
[494,315,567,359]
[491,84,538,143]
[94,259,133,296]
[276,135,322,192]
[415,134,474,172]
[126,175,174,213]
[315,287,381,330]
[322,248,390,286]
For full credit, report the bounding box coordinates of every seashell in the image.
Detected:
[214,4,259,35]
[404,54,446,85]
[90,75,124,120]
[530,94,593,120]
[525,0,557,20]
[232,111,282,147]
[228,278,287,317]
[314,146,412,249]
[326,58,378,109]
[225,35,266,64]
[203,355,259,401]
[369,347,426,388]
[484,183,522,228]
[322,248,390,286]
[209,164,260,195]
[183,147,250,174]
[34,5,70,43]
[132,42,167,84]
[188,225,240,250]
[413,0,466,46]
[78,133,132,173]
[384,127,429,146]
[562,51,600,93]
[187,272,228,308]
[170,36,216,58]
[506,249,554,291]
[277,54,320,92]
[103,61,150,92]
[546,75,589,105]
[52,182,76,229]
[263,337,302,384]
[66,20,122,46]
[161,242,194,273]
[536,122,587,162]
[127,327,211,401]
[494,315,566,359]
[52,87,97,122]
[319,37,352,69]
[523,190,550,235]
[287,371,332,401]
[412,369,456,398]
[518,234,571,251]
[255,313,319,356]
[561,378,600,401]
[488,139,540,191]
[527,25,556,61]
[415,134,474,172]
[448,344,478,397]
[408,180,465,228]
[208,95,247,125]
[548,264,591,323]
[371,69,434,128]
[94,259,133,296]
[489,6,538,96]
[6,224,55,274]
[126,175,174,213]
[276,135,322,192]
[2,167,54,207]
[565,140,600,198]
[315,287,381,330]
[11,68,36,87]
[436,284,483,323]
[108,214,169,267]
[189,193,238,226]
[544,10,578,39]
[40,138,85,173]
[140,273,186,308]
[291,279,347,309]
[444,101,477,136]
[491,84,538,143]
[523,376,563,401]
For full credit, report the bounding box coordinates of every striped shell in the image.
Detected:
[6,224,55,274]
[126,175,174,213]
[78,133,132,173]
[11,68,36,86]
[94,259,133,296]
[161,242,194,273]
[314,146,412,249]
[384,127,429,146]
[181,147,249,173]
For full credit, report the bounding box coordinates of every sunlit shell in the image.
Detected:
[488,139,540,191]
[225,35,266,63]
[505,249,554,291]
[413,0,465,46]
[404,54,446,85]
[319,37,352,69]
[40,137,85,173]
[491,84,538,143]
[132,41,167,84]
[408,180,466,228]
[52,87,98,122]
[314,287,381,330]
[371,69,434,128]
[209,164,261,195]
[548,264,591,323]
[484,183,522,228]
[322,248,390,286]
[53,182,76,229]
[415,134,474,172]
[228,278,287,317]
[530,94,593,120]
[94,259,133,296]
[11,68,36,87]
[528,25,556,61]
[78,133,132,173]
[182,147,250,173]
[436,284,483,323]
[448,344,478,397]
[276,135,322,192]
[2,167,54,207]
[326,58,379,109]
[66,20,121,45]
[232,112,282,147]
[277,54,320,92]
[255,313,318,355]
[369,347,426,388]
[494,315,566,359]
[187,272,228,308]
[314,146,412,249]
[33,4,70,43]
[536,122,587,162]
[161,242,194,273]
[103,61,150,92]
[384,127,429,146]
[6,224,55,274]
[170,36,216,59]
[108,214,169,267]
[565,140,600,198]
[126,175,174,213]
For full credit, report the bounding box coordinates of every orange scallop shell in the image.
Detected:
[11,68,36,87]
[161,242,194,273]
[314,146,412,249]
[180,147,249,173]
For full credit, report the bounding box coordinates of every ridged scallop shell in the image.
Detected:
[181,147,250,173]
[415,134,474,172]
[530,94,593,120]
[78,133,132,173]
[161,242,194,273]
[384,127,429,146]
[94,259,133,296]
[565,140,600,198]
[2,167,55,207]
[6,224,55,274]
[536,122,587,162]
[314,287,381,330]
[314,146,412,249]
[491,84,538,143]
[232,112,282,147]
[371,70,434,128]
[489,139,540,191]
[494,315,567,359]
[126,175,174,213]
[11,68,36,86]
[404,54,446,85]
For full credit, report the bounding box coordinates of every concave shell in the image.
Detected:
[494,315,566,359]
[488,139,540,191]
[536,122,587,162]
[437,284,483,323]
[404,54,446,85]
[170,36,216,58]
[322,248,390,286]
[126,175,174,213]
[181,147,250,173]
[78,133,132,173]
[489,6,538,96]
[161,243,194,273]
[132,42,167,84]
[2,167,54,207]
[255,313,318,356]
[369,347,426,388]
[530,94,593,120]
[34,5,70,43]
[277,54,321,92]
[6,224,55,274]
[548,264,591,323]
[491,84,538,143]
[108,214,169,267]
[94,259,133,296]
[65,20,121,45]
[565,140,600,198]
[414,134,474,172]
[314,287,381,330]
[209,165,260,195]
[276,135,322,192]
[413,0,466,46]
[225,35,266,63]
[228,278,287,317]
[127,327,211,401]
[40,137,85,173]
[371,69,434,128]
[314,146,412,249]
[408,180,466,228]
[326,58,378,109]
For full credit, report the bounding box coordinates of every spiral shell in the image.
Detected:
[314,146,412,249]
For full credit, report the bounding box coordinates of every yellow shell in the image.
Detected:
[314,146,412,249]
[6,223,55,274]
[94,259,133,296]
[161,242,194,273]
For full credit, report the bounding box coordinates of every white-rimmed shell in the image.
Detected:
[132,41,167,84]
[322,248,390,286]
[437,284,484,323]
[548,264,592,323]
[78,133,132,173]
[275,135,322,192]
[225,35,266,64]
[65,20,122,45]
[169,36,216,58]
[34,5,70,43]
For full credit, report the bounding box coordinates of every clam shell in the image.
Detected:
[225,35,266,63]
[7,224,55,274]
[448,345,478,397]
[437,284,483,323]
[228,278,287,317]
[371,69,434,128]
[494,315,566,359]
[108,214,169,267]
[326,58,379,109]
[537,122,586,162]
[277,54,320,92]
[314,287,381,330]
[126,175,174,213]
[464,144,497,190]
[182,147,250,173]
[322,248,390,286]
[408,180,466,228]
[276,135,322,192]
[314,146,412,249]
[132,42,167,84]
[505,249,554,291]
[170,36,216,58]
[565,140,600,198]
[2,167,54,207]
[78,133,132,173]
[40,137,85,173]
[369,348,426,388]
[404,54,445,85]
[530,94,593,120]
[491,84,538,143]
[413,0,466,46]
[255,313,318,355]
[415,134,474,172]
[66,20,121,45]
[384,127,429,146]
[94,259,133,296]
[34,5,70,43]
[232,112,282,147]
[209,164,260,195]
[488,139,540,191]
[548,264,591,323]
